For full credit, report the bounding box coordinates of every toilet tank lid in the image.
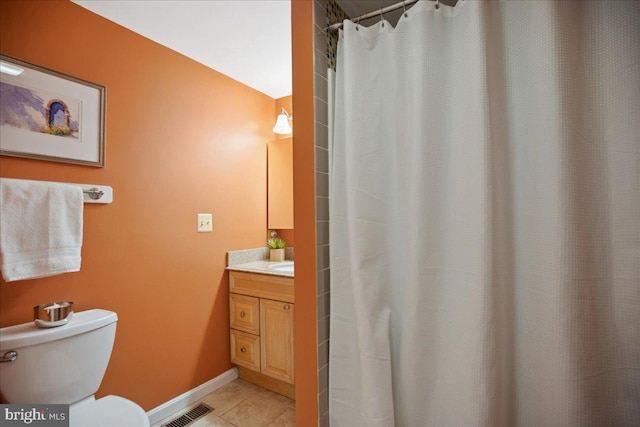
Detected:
[0,309,117,350]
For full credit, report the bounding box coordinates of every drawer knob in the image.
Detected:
[240,311,246,318]
[283,305,290,310]
[240,347,247,353]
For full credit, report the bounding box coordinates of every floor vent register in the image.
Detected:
[162,403,214,427]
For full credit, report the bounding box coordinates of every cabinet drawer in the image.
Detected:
[230,294,260,334]
[230,329,260,371]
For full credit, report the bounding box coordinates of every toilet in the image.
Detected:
[0,309,149,427]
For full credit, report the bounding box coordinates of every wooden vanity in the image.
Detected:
[229,270,294,398]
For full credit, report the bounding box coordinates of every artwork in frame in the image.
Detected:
[0,54,106,167]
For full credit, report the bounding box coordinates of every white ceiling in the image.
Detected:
[71,1,420,100]
[72,0,292,99]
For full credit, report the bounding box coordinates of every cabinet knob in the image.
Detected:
[240,311,246,318]
[240,347,247,353]
[283,305,290,310]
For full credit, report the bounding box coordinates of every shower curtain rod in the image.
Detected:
[326,0,420,31]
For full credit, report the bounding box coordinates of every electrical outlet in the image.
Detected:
[197,213,212,232]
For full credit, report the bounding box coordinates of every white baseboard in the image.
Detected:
[146,367,238,425]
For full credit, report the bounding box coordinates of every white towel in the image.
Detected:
[0,178,84,282]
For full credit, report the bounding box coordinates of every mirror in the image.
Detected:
[267,136,293,229]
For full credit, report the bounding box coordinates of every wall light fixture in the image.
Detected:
[272,108,292,134]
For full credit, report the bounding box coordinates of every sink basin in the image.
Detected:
[268,263,294,273]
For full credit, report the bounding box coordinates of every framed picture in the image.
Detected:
[0,54,106,167]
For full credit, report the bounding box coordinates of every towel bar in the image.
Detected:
[1,179,113,204]
[77,183,112,204]
[0,179,113,204]
[83,188,104,200]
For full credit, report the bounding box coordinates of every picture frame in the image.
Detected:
[0,53,106,167]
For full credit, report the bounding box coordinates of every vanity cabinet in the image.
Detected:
[229,271,294,397]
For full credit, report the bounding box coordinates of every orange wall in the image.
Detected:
[0,0,274,410]
[292,1,319,425]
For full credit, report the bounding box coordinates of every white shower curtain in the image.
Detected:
[329,1,639,426]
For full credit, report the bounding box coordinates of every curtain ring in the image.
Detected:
[380,7,385,27]
[435,0,440,10]
[403,0,408,18]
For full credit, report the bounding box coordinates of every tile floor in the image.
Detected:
[152,379,295,427]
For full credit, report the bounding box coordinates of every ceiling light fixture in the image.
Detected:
[272,108,292,134]
[0,61,24,76]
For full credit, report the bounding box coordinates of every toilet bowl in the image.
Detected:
[0,309,149,427]
[71,395,149,427]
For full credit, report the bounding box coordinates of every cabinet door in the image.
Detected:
[260,299,294,383]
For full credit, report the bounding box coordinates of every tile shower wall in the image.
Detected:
[314,1,347,426]
[314,1,330,425]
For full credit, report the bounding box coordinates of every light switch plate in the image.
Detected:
[197,213,212,232]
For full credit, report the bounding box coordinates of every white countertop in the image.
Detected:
[226,260,294,278]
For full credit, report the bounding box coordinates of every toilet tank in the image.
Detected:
[0,309,118,404]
